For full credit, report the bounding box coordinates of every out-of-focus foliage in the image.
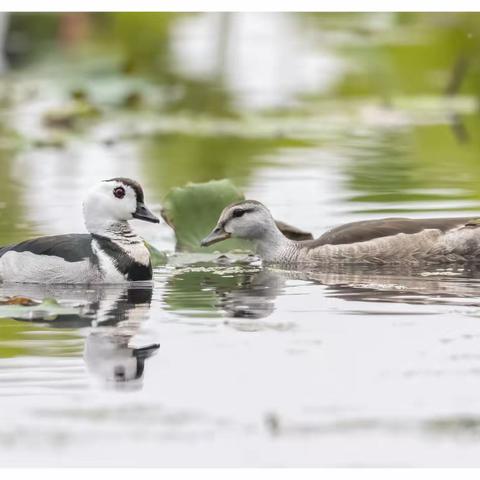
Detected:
[0,124,33,245]
[5,13,60,66]
[345,115,480,213]
[7,12,480,104]
[143,133,308,195]
[98,12,180,75]
[302,12,480,99]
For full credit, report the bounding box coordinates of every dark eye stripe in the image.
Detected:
[232,207,254,218]
[232,209,245,218]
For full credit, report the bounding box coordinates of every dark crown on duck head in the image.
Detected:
[103,177,145,203]
[230,199,264,208]
[226,199,266,213]
[224,200,268,218]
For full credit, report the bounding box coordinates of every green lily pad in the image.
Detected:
[161,179,250,253]
[145,241,168,266]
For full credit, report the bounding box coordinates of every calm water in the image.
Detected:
[2,12,480,466]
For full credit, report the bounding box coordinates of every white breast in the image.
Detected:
[120,241,150,266]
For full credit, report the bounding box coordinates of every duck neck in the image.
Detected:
[88,219,151,269]
[252,223,295,262]
[86,218,142,246]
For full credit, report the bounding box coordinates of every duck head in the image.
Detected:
[201,200,277,246]
[83,177,159,233]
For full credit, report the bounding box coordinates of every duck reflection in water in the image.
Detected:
[164,267,282,320]
[83,286,159,389]
[215,270,284,319]
[296,264,480,306]
[164,263,480,322]
[0,283,159,389]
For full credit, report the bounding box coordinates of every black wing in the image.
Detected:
[0,234,94,263]
[308,217,475,247]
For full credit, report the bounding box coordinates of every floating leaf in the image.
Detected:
[0,296,40,307]
[0,297,83,321]
[145,241,168,266]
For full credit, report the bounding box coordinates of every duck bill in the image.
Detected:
[201,226,231,247]
[133,203,160,223]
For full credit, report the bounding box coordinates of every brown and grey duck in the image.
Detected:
[201,200,480,266]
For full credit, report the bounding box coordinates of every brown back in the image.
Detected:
[303,217,476,248]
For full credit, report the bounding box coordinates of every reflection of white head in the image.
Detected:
[84,334,159,388]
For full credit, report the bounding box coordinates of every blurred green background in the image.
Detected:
[0,12,480,248]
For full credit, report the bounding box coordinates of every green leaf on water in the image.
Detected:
[0,297,82,321]
[145,241,169,266]
[161,179,251,253]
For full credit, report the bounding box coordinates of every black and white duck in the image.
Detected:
[0,178,159,283]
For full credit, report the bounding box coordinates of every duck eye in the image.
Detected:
[232,209,245,218]
[113,186,125,199]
